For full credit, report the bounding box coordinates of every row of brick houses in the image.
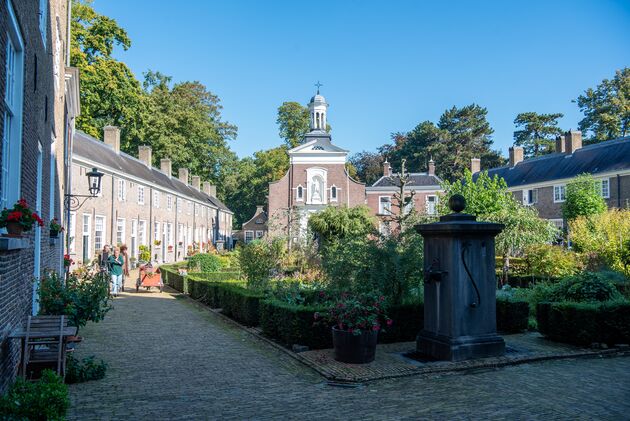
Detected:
[0,0,78,392]
[69,127,233,266]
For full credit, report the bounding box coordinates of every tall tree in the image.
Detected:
[513,112,564,158]
[349,151,384,185]
[70,0,145,149]
[562,174,607,221]
[276,102,310,148]
[576,68,630,142]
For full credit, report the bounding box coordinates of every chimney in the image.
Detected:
[564,130,582,154]
[256,205,264,215]
[509,146,524,167]
[383,160,391,177]
[138,145,152,167]
[178,168,189,185]
[203,182,217,197]
[191,175,201,190]
[471,158,481,174]
[160,158,172,177]
[428,158,435,176]
[555,135,566,153]
[103,126,120,153]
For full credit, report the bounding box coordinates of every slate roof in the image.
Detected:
[370,173,442,188]
[73,131,232,213]
[479,137,630,188]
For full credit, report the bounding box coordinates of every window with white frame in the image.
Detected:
[153,190,160,207]
[138,220,146,246]
[426,195,437,215]
[167,223,173,246]
[94,215,105,251]
[403,196,414,215]
[255,230,264,239]
[154,221,160,244]
[523,189,538,205]
[599,179,610,198]
[379,196,392,215]
[39,0,48,48]
[178,223,184,244]
[330,185,338,202]
[296,185,304,201]
[245,231,254,243]
[131,219,138,258]
[68,212,76,253]
[553,185,566,202]
[82,214,91,262]
[187,201,192,214]
[550,219,564,230]
[137,185,145,205]
[1,2,24,210]
[177,198,182,213]
[195,203,199,216]
[167,194,173,210]
[117,179,126,201]
[116,218,125,245]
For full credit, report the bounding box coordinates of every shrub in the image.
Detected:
[562,173,607,221]
[537,301,630,345]
[220,285,265,326]
[321,292,391,335]
[525,244,581,278]
[138,244,151,262]
[240,239,284,290]
[186,277,244,308]
[188,271,241,282]
[65,355,107,384]
[0,370,69,420]
[187,253,222,273]
[38,271,111,332]
[378,300,424,343]
[260,299,332,349]
[495,295,529,333]
[551,272,622,302]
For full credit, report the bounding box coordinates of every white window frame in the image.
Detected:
[379,196,392,215]
[116,218,125,246]
[131,219,138,259]
[523,188,538,206]
[195,203,199,216]
[138,220,147,246]
[549,218,564,230]
[167,194,173,210]
[94,215,106,252]
[296,185,304,201]
[553,185,566,203]
[426,195,438,215]
[187,201,192,214]
[137,185,145,205]
[68,212,76,253]
[117,179,126,201]
[1,1,24,210]
[330,185,338,202]
[154,221,160,244]
[167,222,173,246]
[82,213,92,261]
[177,198,182,213]
[599,178,610,199]
[245,230,254,243]
[154,190,160,208]
[255,230,264,239]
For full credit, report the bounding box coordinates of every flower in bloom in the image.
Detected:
[17,198,28,207]
[373,324,381,331]
[7,211,23,221]
[386,319,393,327]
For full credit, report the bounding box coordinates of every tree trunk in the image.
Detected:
[501,254,510,287]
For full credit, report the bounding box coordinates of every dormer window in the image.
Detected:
[312,145,324,150]
[330,185,338,202]
[296,185,304,201]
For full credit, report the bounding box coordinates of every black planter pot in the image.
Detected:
[332,326,378,364]
[50,229,59,238]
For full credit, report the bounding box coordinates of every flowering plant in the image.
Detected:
[49,218,63,232]
[0,198,44,232]
[315,292,392,336]
[64,254,74,267]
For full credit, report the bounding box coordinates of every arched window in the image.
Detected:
[330,185,337,201]
[296,185,304,201]
[316,112,320,129]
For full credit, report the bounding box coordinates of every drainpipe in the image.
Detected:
[110,175,115,245]
[617,174,621,208]
[174,197,179,260]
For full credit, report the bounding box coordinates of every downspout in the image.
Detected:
[110,175,115,244]
[66,0,71,66]
[174,197,179,260]
[149,187,153,259]
[617,174,621,208]
[288,158,293,250]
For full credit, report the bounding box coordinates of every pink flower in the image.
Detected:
[373,324,381,331]
[386,319,393,327]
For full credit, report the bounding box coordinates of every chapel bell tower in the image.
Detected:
[309,82,328,131]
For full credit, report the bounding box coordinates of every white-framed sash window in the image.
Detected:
[116,217,125,245]
[94,215,106,251]
[379,196,392,215]
[553,185,566,203]
[137,185,145,205]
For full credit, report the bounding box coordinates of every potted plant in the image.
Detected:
[0,198,44,236]
[49,218,63,238]
[167,245,173,252]
[317,292,392,364]
[64,254,74,268]
[154,239,161,246]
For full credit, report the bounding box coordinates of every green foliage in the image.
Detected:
[65,355,107,384]
[379,104,505,181]
[322,292,391,336]
[562,174,607,220]
[569,209,630,276]
[0,370,69,420]
[551,272,623,303]
[220,286,265,326]
[576,67,629,142]
[495,295,530,333]
[525,244,581,278]
[38,271,111,331]
[308,205,376,244]
[260,299,332,349]
[378,300,424,344]
[513,112,564,158]
[537,301,630,345]
[187,253,222,273]
[138,245,151,262]
[188,271,242,282]
[239,238,285,290]
[348,151,384,185]
[276,102,310,148]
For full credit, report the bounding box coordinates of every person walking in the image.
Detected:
[108,247,125,297]
[119,244,130,293]
[100,245,111,273]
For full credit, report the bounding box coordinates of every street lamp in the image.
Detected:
[64,167,104,211]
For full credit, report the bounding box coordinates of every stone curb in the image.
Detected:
[169,288,630,384]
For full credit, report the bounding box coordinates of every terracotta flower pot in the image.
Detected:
[5,221,24,237]
[332,326,378,364]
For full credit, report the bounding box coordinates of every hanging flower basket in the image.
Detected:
[0,198,44,237]
[49,218,63,238]
[6,221,23,237]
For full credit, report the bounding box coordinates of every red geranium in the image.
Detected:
[0,199,44,232]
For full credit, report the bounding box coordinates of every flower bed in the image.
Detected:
[537,301,630,346]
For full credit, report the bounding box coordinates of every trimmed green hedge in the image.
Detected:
[496,297,529,333]
[379,301,424,343]
[220,286,265,326]
[537,301,630,345]
[188,271,242,282]
[260,299,332,349]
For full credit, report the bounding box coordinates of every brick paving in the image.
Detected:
[68,287,630,420]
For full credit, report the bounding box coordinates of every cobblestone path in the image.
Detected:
[68,288,630,420]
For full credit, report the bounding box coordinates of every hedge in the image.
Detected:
[188,271,242,282]
[260,299,332,349]
[537,301,630,346]
[379,301,424,343]
[496,297,529,333]
[220,286,264,326]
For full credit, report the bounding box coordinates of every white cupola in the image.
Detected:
[308,83,328,131]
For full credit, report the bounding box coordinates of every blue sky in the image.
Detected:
[94,0,630,161]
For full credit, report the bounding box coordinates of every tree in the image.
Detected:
[276,102,310,148]
[576,68,630,142]
[562,174,607,221]
[308,205,376,245]
[441,170,558,282]
[349,151,384,185]
[513,112,564,158]
[380,159,417,233]
[70,0,145,149]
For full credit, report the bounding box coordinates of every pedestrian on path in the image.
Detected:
[100,245,111,273]
[108,247,125,297]
[120,244,130,292]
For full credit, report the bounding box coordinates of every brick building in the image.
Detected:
[0,0,75,392]
[366,159,443,233]
[69,127,233,266]
[475,131,630,229]
[236,205,267,244]
[268,91,365,239]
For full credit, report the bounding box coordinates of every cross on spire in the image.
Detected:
[314,81,323,94]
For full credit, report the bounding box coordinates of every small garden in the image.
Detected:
[162,171,630,359]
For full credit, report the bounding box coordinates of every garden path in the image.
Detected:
[68,285,630,420]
